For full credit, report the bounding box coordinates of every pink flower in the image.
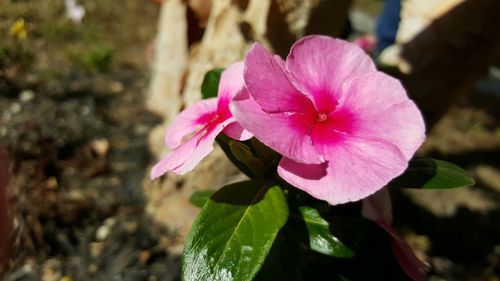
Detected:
[353,35,376,54]
[151,62,252,179]
[362,189,428,281]
[231,35,425,204]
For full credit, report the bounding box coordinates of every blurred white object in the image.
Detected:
[397,0,464,43]
[378,0,464,71]
[65,0,85,24]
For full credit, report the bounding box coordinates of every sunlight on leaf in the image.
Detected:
[189,190,215,208]
[298,206,355,258]
[183,180,288,281]
[389,158,475,189]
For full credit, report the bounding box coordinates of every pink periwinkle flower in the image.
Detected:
[231,35,425,204]
[353,35,376,54]
[362,188,428,281]
[151,62,252,179]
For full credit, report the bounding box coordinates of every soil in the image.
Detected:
[0,1,499,281]
[1,1,177,280]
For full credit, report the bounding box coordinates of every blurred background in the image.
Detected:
[0,0,499,280]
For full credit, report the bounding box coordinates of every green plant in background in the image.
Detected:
[78,45,114,73]
[1,18,34,80]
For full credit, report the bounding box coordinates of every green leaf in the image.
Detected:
[201,68,224,99]
[216,136,280,179]
[248,138,281,165]
[254,229,301,281]
[182,180,289,281]
[216,134,257,178]
[389,158,475,189]
[297,207,355,258]
[189,190,215,208]
[228,140,266,175]
[297,219,410,281]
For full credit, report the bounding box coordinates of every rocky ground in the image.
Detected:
[0,0,499,281]
[1,1,179,280]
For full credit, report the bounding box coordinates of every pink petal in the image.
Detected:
[286,35,376,113]
[244,43,315,114]
[277,135,407,204]
[164,99,218,149]
[362,190,427,281]
[389,230,428,281]
[217,61,245,112]
[353,35,376,54]
[223,121,253,141]
[151,118,231,178]
[156,62,247,178]
[338,72,426,160]
[152,134,199,178]
[231,89,323,164]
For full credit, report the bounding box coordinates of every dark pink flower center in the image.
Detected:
[316,112,328,122]
[307,97,355,147]
[193,110,230,143]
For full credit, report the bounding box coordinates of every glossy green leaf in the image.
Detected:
[189,190,215,208]
[389,158,475,189]
[298,207,355,258]
[201,68,224,99]
[182,180,289,281]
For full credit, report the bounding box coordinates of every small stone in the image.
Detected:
[0,126,7,137]
[80,105,91,115]
[123,221,138,233]
[138,250,151,264]
[10,103,21,114]
[46,177,58,190]
[110,81,124,93]
[90,138,110,157]
[42,259,62,281]
[88,263,98,274]
[89,242,104,257]
[19,90,35,102]
[96,218,115,241]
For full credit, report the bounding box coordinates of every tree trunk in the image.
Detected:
[400,0,500,128]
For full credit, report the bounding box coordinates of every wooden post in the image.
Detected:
[401,0,500,128]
